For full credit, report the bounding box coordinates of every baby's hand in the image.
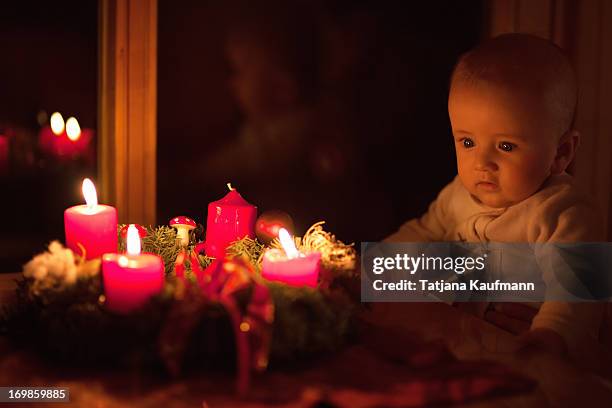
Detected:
[484,302,538,335]
[483,304,568,356]
[518,328,568,357]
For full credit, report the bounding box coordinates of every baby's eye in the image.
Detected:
[461,138,475,149]
[498,142,516,152]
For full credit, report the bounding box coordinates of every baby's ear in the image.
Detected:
[551,129,580,175]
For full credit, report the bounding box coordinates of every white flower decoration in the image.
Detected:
[23,241,84,287]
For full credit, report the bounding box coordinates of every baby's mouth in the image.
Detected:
[476,180,499,191]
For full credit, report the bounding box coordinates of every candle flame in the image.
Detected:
[126,224,142,256]
[50,112,65,135]
[66,117,81,141]
[278,228,299,259]
[82,178,98,209]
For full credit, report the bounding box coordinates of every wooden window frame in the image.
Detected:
[98,0,157,226]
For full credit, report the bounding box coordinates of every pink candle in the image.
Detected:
[64,178,118,259]
[102,225,164,313]
[262,250,321,287]
[261,228,321,287]
[204,184,257,258]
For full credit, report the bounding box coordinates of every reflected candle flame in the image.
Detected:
[66,117,81,141]
[50,112,65,135]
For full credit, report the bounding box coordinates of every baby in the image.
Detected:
[386,33,605,363]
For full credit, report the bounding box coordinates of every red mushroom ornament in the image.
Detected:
[120,224,148,239]
[169,216,197,247]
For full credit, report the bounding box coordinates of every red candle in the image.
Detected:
[64,117,94,158]
[39,113,93,160]
[0,134,9,175]
[204,184,257,258]
[102,225,164,313]
[64,178,118,259]
[261,228,321,287]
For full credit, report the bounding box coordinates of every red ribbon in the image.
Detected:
[173,250,187,278]
[198,258,274,394]
[168,249,274,395]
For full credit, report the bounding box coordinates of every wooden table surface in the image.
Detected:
[2,272,612,407]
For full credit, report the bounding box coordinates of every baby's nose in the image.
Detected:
[474,150,499,172]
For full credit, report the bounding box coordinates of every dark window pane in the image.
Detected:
[0,1,98,272]
[157,1,483,243]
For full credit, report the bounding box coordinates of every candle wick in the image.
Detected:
[227,182,235,191]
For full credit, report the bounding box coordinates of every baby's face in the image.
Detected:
[448,82,559,208]
[227,43,274,121]
[227,42,299,124]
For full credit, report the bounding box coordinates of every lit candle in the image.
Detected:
[102,225,164,313]
[39,113,93,160]
[262,228,321,287]
[64,178,118,259]
[38,112,64,155]
[0,133,9,175]
[65,117,94,155]
[203,183,257,258]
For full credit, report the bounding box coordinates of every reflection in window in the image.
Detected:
[0,2,98,272]
[157,1,482,244]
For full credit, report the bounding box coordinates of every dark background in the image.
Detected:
[0,0,483,271]
[157,0,483,243]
